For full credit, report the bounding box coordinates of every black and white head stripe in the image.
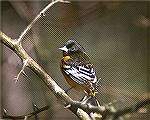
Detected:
[64,65,97,84]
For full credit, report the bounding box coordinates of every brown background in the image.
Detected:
[1,1,149,120]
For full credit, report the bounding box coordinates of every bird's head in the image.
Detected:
[59,40,86,56]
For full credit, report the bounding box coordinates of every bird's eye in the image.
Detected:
[71,46,76,51]
[70,45,76,51]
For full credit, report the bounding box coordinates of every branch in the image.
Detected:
[113,99,150,120]
[17,0,70,43]
[0,29,74,109]
[3,105,49,119]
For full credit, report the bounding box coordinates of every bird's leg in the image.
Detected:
[80,91,92,104]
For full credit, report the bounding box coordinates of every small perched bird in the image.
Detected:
[59,40,99,107]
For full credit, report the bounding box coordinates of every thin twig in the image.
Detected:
[24,116,28,120]
[15,59,29,82]
[17,0,70,43]
[113,99,150,119]
[3,106,49,119]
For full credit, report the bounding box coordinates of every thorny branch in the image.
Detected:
[0,0,150,120]
[17,0,70,43]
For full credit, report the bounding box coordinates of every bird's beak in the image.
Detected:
[59,46,68,52]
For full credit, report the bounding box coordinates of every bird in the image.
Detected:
[59,40,99,107]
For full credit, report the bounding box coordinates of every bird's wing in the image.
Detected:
[64,65,97,84]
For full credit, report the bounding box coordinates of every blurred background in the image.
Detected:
[1,0,149,120]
